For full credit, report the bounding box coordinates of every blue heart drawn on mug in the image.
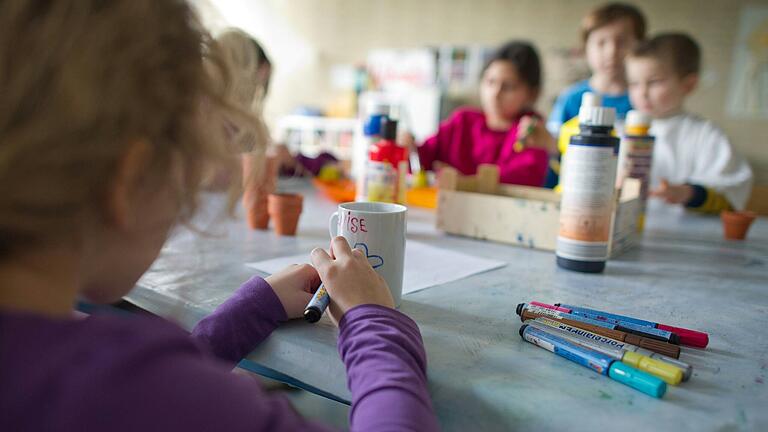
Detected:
[353,242,384,269]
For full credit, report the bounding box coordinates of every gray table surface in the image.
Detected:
[126,179,768,432]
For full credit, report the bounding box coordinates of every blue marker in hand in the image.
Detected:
[304,242,384,324]
[304,284,329,323]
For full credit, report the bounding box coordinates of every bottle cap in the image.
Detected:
[625,110,650,127]
[577,92,615,127]
[609,361,667,398]
[381,117,398,140]
[580,92,601,108]
[579,106,616,127]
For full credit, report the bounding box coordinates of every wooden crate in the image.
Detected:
[436,164,641,256]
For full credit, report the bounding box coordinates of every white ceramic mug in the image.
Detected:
[329,201,407,306]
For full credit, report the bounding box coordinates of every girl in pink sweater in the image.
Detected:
[418,41,557,186]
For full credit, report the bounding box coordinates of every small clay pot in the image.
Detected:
[268,193,304,236]
[720,210,757,240]
[244,193,269,230]
[242,154,277,230]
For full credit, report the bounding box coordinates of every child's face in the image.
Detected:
[585,19,639,80]
[80,145,182,304]
[626,56,697,118]
[480,61,537,123]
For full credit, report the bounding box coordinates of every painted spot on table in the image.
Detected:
[598,390,612,400]
[756,377,764,384]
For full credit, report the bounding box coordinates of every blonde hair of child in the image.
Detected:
[0,0,249,257]
[209,29,274,198]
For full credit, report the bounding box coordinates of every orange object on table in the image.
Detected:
[312,178,356,203]
[406,187,438,209]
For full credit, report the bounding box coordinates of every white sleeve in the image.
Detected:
[688,121,753,210]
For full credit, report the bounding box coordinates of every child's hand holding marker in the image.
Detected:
[308,236,394,324]
[514,116,559,155]
[266,264,321,319]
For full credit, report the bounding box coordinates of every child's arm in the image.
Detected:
[651,179,733,213]
[338,305,438,431]
[653,120,754,213]
[191,265,317,365]
[97,307,433,431]
[94,325,339,431]
[310,238,439,431]
[416,111,462,172]
[686,122,754,211]
[516,116,559,156]
[494,121,551,187]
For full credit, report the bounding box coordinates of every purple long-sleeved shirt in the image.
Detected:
[419,107,548,187]
[0,276,438,431]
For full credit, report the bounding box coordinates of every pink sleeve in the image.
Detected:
[498,147,549,187]
[418,111,462,171]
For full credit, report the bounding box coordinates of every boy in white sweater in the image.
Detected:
[625,33,753,212]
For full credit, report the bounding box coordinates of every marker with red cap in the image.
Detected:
[525,304,679,344]
[555,303,709,348]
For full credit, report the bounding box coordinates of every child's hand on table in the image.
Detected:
[650,179,694,205]
[266,264,321,319]
[516,116,558,156]
[311,236,395,325]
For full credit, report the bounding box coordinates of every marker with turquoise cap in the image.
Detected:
[532,316,693,382]
[519,324,667,398]
[526,319,683,385]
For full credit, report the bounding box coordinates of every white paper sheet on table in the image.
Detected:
[245,241,506,295]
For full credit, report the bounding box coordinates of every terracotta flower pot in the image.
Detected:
[720,210,757,240]
[242,154,277,230]
[268,193,304,236]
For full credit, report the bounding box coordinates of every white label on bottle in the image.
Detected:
[364,161,397,203]
[558,144,617,259]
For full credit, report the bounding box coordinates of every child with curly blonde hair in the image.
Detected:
[0,1,437,430]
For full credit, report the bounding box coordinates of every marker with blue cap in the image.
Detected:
[555,303,708,348]
[557,305,680,343]
[519,324,667,398]
[519,303,679,344]
[304,284,329,323]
